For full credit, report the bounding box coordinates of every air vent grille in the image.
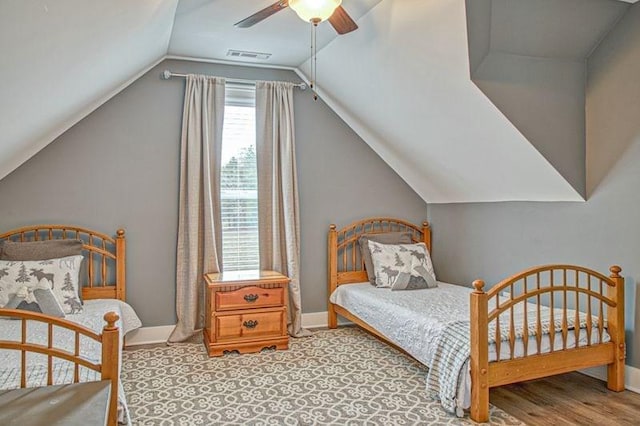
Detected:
[227,50,272,60]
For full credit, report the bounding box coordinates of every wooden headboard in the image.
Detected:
[0,225,126,301]
[328,217,430,293]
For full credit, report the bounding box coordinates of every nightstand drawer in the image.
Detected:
[216,286,285,311]
[215,310,285,341]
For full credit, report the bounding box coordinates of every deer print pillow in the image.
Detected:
[0,255,83,314]
[367,241,437,291]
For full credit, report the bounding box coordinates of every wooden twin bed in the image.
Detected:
[0,225,127,426]
[327,217,625,423]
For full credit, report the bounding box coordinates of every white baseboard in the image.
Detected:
[580,364,640,394]
[125,325,175,346]
[125,311,335,347]
[301,311,329,329]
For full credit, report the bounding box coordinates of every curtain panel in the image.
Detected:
[256,81,310,338]
[169,75,225,343]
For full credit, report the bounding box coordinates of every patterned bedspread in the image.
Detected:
[0,299,141,423]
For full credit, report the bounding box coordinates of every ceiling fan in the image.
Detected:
[235,0,359,34]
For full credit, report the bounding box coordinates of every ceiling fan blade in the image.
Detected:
[234,1,289,28]
[328,6,358,34]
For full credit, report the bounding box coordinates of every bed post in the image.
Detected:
[607,265,625,391]
[328,224,338,329]
[101,312,120,426]
[470,279,489,423]
[115,229,126,301]
[422,221,431,253]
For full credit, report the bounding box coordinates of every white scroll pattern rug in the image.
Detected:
[121,327,523,425]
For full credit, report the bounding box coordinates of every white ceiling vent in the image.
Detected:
[226,49,272,60]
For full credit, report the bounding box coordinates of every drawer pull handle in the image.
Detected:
[244,294,259,303]
[243,320,259,329]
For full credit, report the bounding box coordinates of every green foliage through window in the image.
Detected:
[220,100,259,272]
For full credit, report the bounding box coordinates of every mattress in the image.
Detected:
[0,299,142,424]
[330,282,610,410]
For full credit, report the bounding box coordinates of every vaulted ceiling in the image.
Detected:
[0,0,636,203]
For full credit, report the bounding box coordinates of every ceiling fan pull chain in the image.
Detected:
[311,22,318,101]
[312,21,318,101]
[310,21,314,93]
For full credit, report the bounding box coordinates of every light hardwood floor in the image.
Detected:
[491,372,640,425]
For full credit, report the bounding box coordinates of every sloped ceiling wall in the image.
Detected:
[299,0,583,203]
[1,0,636,203]
[0,0,179,180]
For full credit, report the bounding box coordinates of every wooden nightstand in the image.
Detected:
[203,270,290,357]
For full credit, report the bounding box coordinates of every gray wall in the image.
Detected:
[586,3,640,196]
[464,0,629,198]
[464,0,491,74]
[473,52,586,196]
[430,4,640,368]
[0,59,427,326]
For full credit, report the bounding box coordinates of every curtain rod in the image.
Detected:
[161,70,307,90]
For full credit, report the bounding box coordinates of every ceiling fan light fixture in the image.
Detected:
[289,0,342,24]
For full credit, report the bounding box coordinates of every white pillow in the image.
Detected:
[0,255,84,314]
[368,241,437,290]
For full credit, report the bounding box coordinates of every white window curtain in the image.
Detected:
[256,81,311,338]
[169,75,225,343]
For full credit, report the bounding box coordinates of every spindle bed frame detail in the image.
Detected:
[327,217,625,423]
[0,225,126,426]
[0,225,126,301]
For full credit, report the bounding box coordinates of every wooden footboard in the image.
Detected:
[470,265,625,422]
[0,309,120,426]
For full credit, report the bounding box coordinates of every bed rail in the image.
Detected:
[0,225,126,301]
[469,265,625,422]
[0,309,120,426]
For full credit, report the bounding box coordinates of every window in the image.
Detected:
[220,85,259,271]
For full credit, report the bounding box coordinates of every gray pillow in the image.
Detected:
[0,239,84,260]
[5,288,65,318]
[0,239,85,301]
[358,232,413,285]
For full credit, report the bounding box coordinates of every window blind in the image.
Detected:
[220,86,259,271]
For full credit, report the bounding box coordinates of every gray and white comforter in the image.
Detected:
[0,299,142,423]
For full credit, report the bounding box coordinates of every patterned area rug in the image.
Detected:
[122,327,523,425]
